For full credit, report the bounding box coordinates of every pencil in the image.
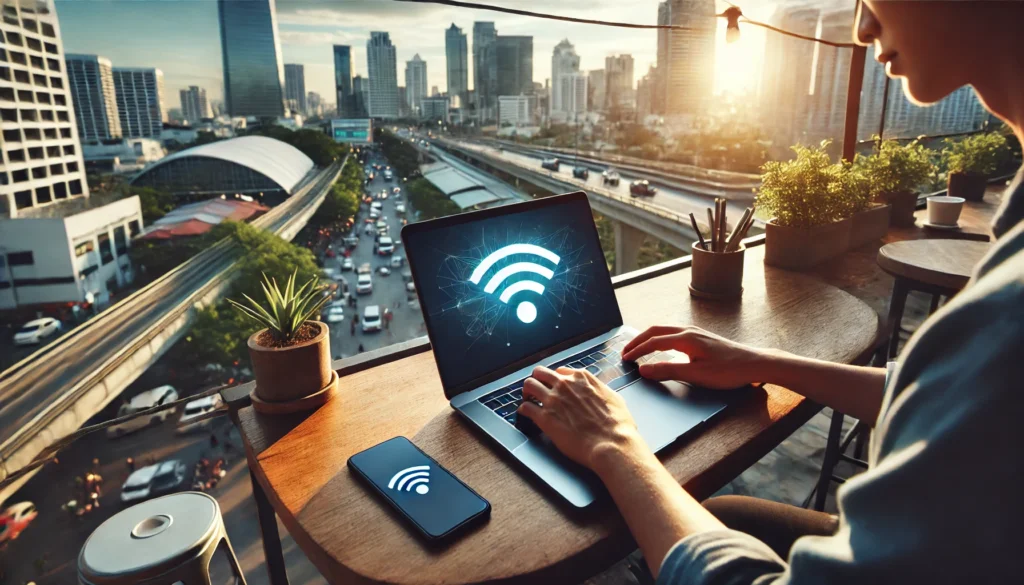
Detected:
[718,199,727,253]
[689,212,707,250]
[726,207,752,252]
[706,207,716,253]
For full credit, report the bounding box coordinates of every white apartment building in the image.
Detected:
[0,0,90,218]
[113,67,166,139]
[65,53,121,141]
[498,95,534,127]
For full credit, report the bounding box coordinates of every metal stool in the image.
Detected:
[78,491,247,585]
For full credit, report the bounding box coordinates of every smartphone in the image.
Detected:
[348,436,490,542]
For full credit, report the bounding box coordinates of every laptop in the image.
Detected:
[401,192,731,507]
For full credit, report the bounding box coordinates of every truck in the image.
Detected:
[357,263,372,275]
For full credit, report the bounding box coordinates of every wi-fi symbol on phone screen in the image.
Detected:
[388,465,430,495]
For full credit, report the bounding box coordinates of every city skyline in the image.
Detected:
[53,0,786,110]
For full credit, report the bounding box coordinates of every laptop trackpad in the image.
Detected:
[511,439,601,508]
[621,379,730,452]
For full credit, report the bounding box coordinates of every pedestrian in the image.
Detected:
[210,433,219,448]
[358,343,365,353]
[350,318,356,336]
[126,457,134,472]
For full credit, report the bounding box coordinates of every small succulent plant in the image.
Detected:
[228,269,328,343]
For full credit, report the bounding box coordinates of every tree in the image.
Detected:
[249,125,341,167]
[405,178,459,220]
[133,186,177,223]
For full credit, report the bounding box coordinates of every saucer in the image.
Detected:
[922,221,960,231]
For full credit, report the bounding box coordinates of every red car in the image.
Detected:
[629,179,658,197]
[0,502,37,543]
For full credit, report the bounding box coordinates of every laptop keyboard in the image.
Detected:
[476,333,674,427]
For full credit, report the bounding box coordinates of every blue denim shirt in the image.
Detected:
[658,171,1024,585]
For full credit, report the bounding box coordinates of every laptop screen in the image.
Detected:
[402,193,622,396]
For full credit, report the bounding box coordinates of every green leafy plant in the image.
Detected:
[227,269,328,344]
[854,137,934,199]
[942,132,1008,176]
[756,141,863,228]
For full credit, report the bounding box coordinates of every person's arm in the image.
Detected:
[622,326,886,425]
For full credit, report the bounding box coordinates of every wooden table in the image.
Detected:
[236,245,882,585]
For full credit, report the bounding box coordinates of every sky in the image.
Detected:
[52,0,847,112]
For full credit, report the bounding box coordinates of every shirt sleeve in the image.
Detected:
[656,530,786,585]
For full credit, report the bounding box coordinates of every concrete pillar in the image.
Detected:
[613,220,646,276]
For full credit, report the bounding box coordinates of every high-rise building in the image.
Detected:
[65,54,121,141]
[557,73,588,119]
[496,36,532,97]
[445,23,468,108]
[0,0,90,217]
[421,96,450,122]
[333,45,353,116]
[605,54,634,110]
[366,33,399,119]
[588,69,606,111]
[284,63,307,115]
[405,54,427,115]
[431,85,440,97]
[352,75,369,117]
[550,39,581,121]
[472,22,497,120]
[498,95,535,126]
[637,66,659,118]
[113,68,166,139]
[218,0,285,117]
[760,5,819,148]
[663,0,716,118]
[306,91,323,117]
[179,86,211,123]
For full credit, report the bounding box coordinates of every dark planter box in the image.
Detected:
[887,190,919,227]
[850,203,891,249]
[764,217,851,271]
[947,171,987,202]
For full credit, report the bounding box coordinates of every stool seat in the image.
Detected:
[877,239,991,291]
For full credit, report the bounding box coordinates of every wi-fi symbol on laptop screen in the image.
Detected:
[468,244,561,323]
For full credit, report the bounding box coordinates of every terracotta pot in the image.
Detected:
[849,203,891,249]
[247,321,333,405]
[886,190,919,227]
[764,216,851,271]
[947,171,987,202]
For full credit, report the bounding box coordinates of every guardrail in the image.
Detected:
[0,158,345,470]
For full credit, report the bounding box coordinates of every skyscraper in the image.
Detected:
[306,91,323,117]
[496,36,533,97]
[550,39,581,120]
[605,54,634,110]
[179,86,211,123]
[558,73,588,117]
[472,22,497,120]
[333,45,353,116]
[366,32,399,119]
[664,0,716,118]
[653,1,670,115]
[218,0,285,117]
[445,24,468,107]
[352,75,369,117]
[588,69,606,111]
[113,68,166,138]
[0,0,89,216]
[760,5,821,148]
[65,54,122,140]
[284,64,307,116]
[405,54,427,115]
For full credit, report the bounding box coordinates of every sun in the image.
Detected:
[714,18,766,96]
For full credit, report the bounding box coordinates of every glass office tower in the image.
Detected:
[218,0,285,118]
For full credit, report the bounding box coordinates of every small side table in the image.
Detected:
[877,239,991,357]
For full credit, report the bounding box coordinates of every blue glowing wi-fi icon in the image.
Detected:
[388,465,431,495]
[469,244,561,324]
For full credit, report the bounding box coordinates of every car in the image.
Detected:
[362,305,382,332]
[406,281,416,294]
[120,459,188,504]
[602,169,621,186]
[541,158,560,171]
[629,179,658,197]
[378,235,395,255]
[0,502,38,543]
[572,166,590,179]
[395,204,406,215]
[106,385,179,438]
[376,221,389,235]
[324,248,336,258]
[392,187,401,194]
[13,317,61,346]
[341,257,354,271]
[371,201,383,211]
[390,254,404,268]
[344,236,359,249]
[377,265,392,276]
[176,395,224,433]
[369,210,380,220]
[321,267,340,281]
[324,306,346,323]
[356,273,373,295]
[383,170,393,182]
[357,262,372,275]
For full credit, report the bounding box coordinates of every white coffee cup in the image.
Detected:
[927,195,965,226]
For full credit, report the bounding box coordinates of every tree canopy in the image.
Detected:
[248,125,342,167]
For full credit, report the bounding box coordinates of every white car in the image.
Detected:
[177,395,223,433]
[406,281,416,294]
[106,385,179,438]
[362,305,382,332]
[356,273,373,295]
[370,201,383,211]
[13,317,61,346]
[341,258,354,271]
[369,210,380,220]
[378,236,395,255]
[325,306,346,323]
[395,204,406,215]
[120,459,188,504]
[390,255,403,268]
[377,266,391,277]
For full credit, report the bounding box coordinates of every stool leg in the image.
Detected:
[886,279,910,359]
[804,410,844,511]
[220,535,249,585]
[928,294,941,315]
[251,471,290,585]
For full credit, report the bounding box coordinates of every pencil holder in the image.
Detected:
[689,243,745,301]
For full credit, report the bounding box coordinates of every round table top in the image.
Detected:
[877,239,992,291]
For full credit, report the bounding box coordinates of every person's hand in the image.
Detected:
[519,366,647,472]
[622,325,771,390]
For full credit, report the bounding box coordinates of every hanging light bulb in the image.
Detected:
[724,6,742,44]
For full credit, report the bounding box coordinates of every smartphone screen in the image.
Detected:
[348,436,490,540]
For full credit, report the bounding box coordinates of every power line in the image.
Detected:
[391,0,857,48]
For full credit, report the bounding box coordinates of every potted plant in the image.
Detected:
[943,132,1008,202]
[756,141,855,270]
[855,137,934,228]
[228,270,335,413]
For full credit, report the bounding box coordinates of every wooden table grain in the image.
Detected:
[237,245,882,585]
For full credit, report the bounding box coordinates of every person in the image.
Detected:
[519,3,1024,583]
